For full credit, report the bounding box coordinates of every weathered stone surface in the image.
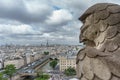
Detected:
[103,34,120,52]
[79,3,117,21]
[94,76,102,80]
[77,49,86,61]
[83,47,98,58]
[98,21,108,32]
[82,56,94,80]
[111,76,120,80]
[106,26,118,39]
[103,39,119,52]
[95,31,105,44]
[105,13,120,26]
[84,46,112,57]
[93,10,110,23]
[107,5,120,13]
[77,3,120,80]
[81,77,88,80]
[103,49,120,77]
[91,58,111,80]
[76,61,82,78]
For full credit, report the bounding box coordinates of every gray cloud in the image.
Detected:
[0,0,53,24]
[0,0,120,45]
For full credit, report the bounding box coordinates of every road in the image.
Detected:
[50,74,61,80]
[17,55,52,74]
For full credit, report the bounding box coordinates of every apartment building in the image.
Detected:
[59,50,77,72]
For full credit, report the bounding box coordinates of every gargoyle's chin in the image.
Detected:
[83,40,96,47]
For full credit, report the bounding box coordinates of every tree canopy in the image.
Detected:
[35,73,50,80]
[0,73,8,80]
[49,60,57,69]
[3,64,16,80]
[44,51,49,55]
[64,67,76,76]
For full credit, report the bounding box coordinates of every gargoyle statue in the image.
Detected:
[77,3,120,80]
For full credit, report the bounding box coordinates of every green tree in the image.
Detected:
[3,64,16,80]
[49,60,57,69]
[44,51,49,55]
[64,67,76,76]
[0,73,8,80]
[35,73,50,80]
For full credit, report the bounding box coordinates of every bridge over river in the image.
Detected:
[12,55,57,80]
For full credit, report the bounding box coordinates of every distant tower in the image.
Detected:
[46,39,49,47]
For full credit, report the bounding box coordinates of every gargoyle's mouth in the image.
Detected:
[82,39,96,47]
[80,38,87,43]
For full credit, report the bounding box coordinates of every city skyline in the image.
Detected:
[0,0,120,45]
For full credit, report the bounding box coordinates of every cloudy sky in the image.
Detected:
[0,0,120,45]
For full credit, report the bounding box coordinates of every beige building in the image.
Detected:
[34,52,44,61]
[4,59,24,69]
[59,50,77,72]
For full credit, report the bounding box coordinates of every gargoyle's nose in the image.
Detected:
[79,35,86,43]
